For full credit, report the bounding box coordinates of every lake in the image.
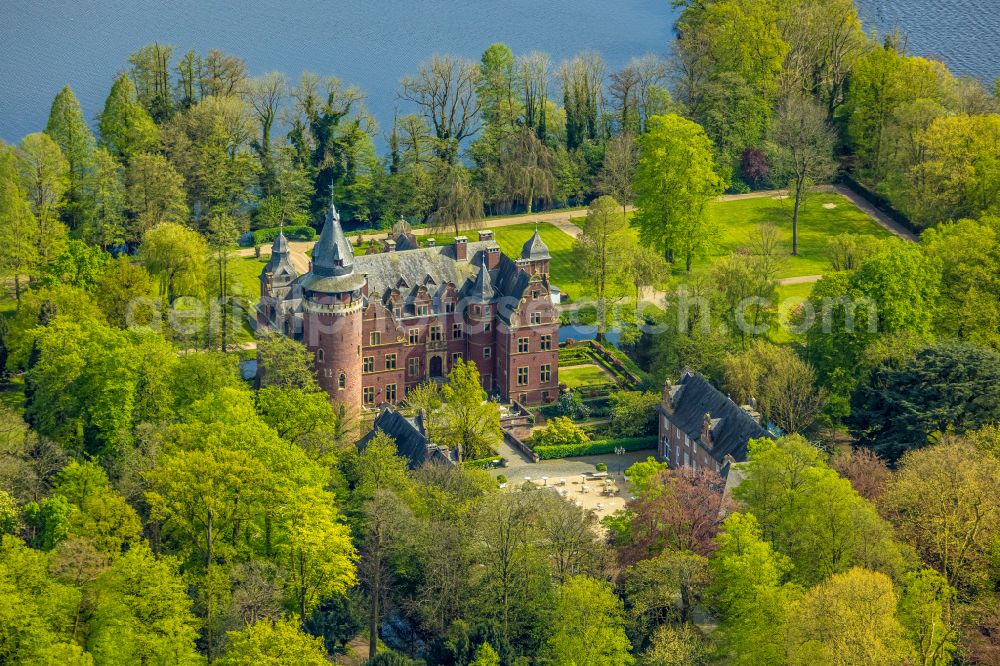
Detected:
[1,0,997,144]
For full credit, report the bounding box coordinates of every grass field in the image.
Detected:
[559,364,614,389]
[423,222,588,300]
[572,192,893,282]
[230,255,268,305]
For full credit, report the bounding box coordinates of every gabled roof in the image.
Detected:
[354,241,497,305]
[521,227,551,261]
[664,371,773,464]
[358,406,455,469]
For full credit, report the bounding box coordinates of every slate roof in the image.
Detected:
[358,406,455,469]
[263,232,297,278]
[354,241,495,304]
[468,256,496,303]
[664,370,772,464]
[521,227,551,260]
[312,202,356,278]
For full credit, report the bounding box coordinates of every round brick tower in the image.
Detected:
[301,200,366,416]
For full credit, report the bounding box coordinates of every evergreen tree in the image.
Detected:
[45,86,96,230]
[99,73,159,160]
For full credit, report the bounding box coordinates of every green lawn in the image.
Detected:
[423,222,588,300]
[769,281,816,344]
[559,364,614,389]
[230,255,268,305]
[573,192,892,282]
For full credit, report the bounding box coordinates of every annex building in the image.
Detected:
[658,370,773,472]
[257,199,560,412]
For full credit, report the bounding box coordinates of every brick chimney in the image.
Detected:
[426,238,436,247]
[478,230,494,241]
[383,239,396,253]
[486,246,501,269]
[454,236,468,261]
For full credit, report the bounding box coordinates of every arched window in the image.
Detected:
[338,373,346,389]
[317,348,325,362]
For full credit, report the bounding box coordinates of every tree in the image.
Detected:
[735,436,906,585]
[722,341,826,433]
[432,166,483,236]
[785,568,913,665]
[126,152,189,240]
[639,624,707,666]
[531,416,588,449]
[99,73,159,160]
[633,114,724,271]
[40,239,110,290]
[620,466,729,563]
[84,148,128,248]
[45,86,96,230]
[883,439,1000,596]
[708,512,794,664]
[559,52,606,150]
[0,142,39,300]
[18,132,69,270]
[256,333,318,390]
[128,42,175,121]
[470,642,501,666]
[519,51,551,140]
[478,43,521,132]
[438,359,502,461]
[830,447,891,503]
[601,132,639,219]
[575,195,629,338]
[547,575,633,666]
[497,126,555,214]
[400,55,482,163]
[217,619,329,666]
[87,543,201,664]
[897,569,957,666]
[624,550,709,636]
[137,222,207,304]
[608,390,660,437]
[771,96,837,255]
[849,342,1000,461]
[94,256,157,328]
[242,71,287,196]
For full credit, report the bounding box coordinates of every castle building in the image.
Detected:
[258,199,560,412]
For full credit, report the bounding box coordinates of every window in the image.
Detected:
[363,356,374,373]
[430,326,442,342]
[517,367,529,385]
[393,306,401,318]
[408,357,420,376]
[532,290,539,299]
[385,353,397,370]
[531,311,541,324]
[363,387,375,405]
[408,328,419,345]
[338,373,346,389]
[370,331,381,346]
[386,384,397,403]
[316,348,325,362]
[517,337,529,353]
[540,364,551,383]
[481,306,491,316]
[452,352,462,365]
[452,323,463,339]
[417,305,429,316]
[445,301,455,313]
[473,305,481,316]
[483,347,491,359]
[540,334,552,351]
[484,322,491,332]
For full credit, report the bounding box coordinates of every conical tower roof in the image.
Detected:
[520,226,551,261]
[312,200,356,278]
[468,255,495,303]
[262,228,296,278]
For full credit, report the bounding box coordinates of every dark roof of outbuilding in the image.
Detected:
[665,370,773,464]
[358,406,455,469]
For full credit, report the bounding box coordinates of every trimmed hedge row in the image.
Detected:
[253,225,317,246]
[533,436,657,460]
[464,456,504,469]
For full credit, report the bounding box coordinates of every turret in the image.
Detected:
[301,199,366,415]
[518,226,551,276]
[258,228,298,329]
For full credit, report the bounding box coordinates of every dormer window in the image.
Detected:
[417,305,429,316]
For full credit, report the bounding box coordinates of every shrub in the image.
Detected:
[609,391,661,437]
[531,417,589,449]
[464,456,503,470]
[496,474,507,484]
[252,224,317,246]
[595,463,608,472]
[555,391,591,420]
[533,436,658,460]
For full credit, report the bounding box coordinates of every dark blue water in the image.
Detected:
[1,1,997,145]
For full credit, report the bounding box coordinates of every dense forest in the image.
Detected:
[1,0,1000,663]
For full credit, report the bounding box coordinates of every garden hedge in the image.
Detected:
[464,456,504,469]
[253,225,317,246]
[533,436,657,460]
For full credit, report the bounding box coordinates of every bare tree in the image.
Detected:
[609,66,641,134]
[400,55,482,163]
[242,72,287,195]
[772,95,837,255]
[631,54,671,131]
